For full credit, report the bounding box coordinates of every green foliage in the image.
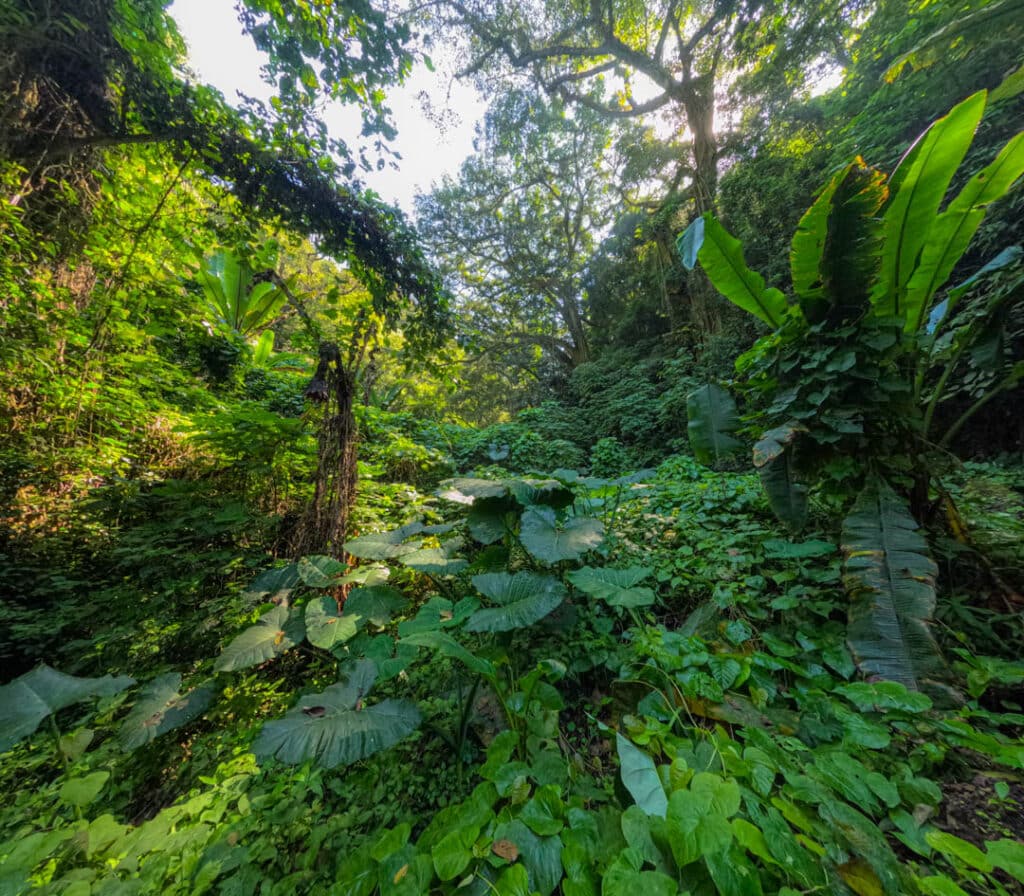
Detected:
[0,666,134,752]
[686,383,743,466]
[254,660,421,768]
[118,674,214,751]
[843,478,944,691]
[198,250,287,339]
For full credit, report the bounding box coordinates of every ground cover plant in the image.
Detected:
[1,1,1023,894]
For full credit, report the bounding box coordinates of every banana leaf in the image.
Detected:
[842,478,944,690]
[686,384,742,466]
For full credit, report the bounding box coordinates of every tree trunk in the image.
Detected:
[560,292,590,366]
[294,342,359,559]
[683,77,723,338]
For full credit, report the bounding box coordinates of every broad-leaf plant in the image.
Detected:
[679,89,1024,691]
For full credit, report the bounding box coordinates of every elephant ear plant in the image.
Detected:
[678,89,1024,691]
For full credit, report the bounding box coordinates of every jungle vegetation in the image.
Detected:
[1,0,1023,894]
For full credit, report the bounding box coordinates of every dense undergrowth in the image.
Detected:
[2,420,1023,893]
[3,0,1024,893]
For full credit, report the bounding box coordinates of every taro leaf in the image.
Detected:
[842,478,943,691]
[297,555,347,588]
[506,479,575,509]
[305,597,361,650]
[344,522,424,560]
[245,563,300,603]
[753,421,808,530]
[467,496,515,545]
[401,631,495,677]
[254,659,419,767]
[340,565,390,587]
[567,566,656,609]
[466,572,566,632]
[214,606,304,673]
[397,596,478,636]
[343,586,407,627]
[617,733,668,818]
[519,507,604,564]
[118,673,214,750]
[687,384,742,466]
[437,478,509,504]
[0,665,135,752]
[401,548,468,577]
[491,819,562,896]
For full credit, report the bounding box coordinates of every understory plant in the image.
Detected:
[678,89,1024,691]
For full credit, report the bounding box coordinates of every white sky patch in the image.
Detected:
[168,0,482,212]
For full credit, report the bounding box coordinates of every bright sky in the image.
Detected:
[168,0,483,212]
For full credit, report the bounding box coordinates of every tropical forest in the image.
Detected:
[2,0,1024,893]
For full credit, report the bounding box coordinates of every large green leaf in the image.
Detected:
[305,597,361,650]
[214,606,304,672]
[254,659,420,767]
[790,159,889,323]
[567,566,656,609]
[437,478,509,504]
[343,586,407,627]
[465,571,567,632]
[400,631,495,677]
[0,665,135,752]
[616,734,668,818]
[873,91,986,319]
[817,162,889,323]
[245,563,301,603]
[665,773,741,867]
[678,214,789,327]
[904,130,1024,332]
[198,251,285,337]
[297,555,347,588]
[753,422,808,530]
[467,496,516,544]
[842,478,944,690]
[686,384,742,465]
[506,479,575,509]
[118,674,214,751]
[519,508,604,564]
[602,848,677,896]
[790,165,846,311]
[401,547,468,577]
[344,523,425,560]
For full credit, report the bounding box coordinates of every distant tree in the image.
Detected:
[419,90,636,378]
[421,0,868,333]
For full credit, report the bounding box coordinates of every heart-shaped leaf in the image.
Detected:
[466,572,566,632]
[519,508,603,564]
[567,566,656,609]
[437,478,509,504]
[297,555,347,588]
[0,665,134,752]
[344,522,425,560]
[402,548,468,577]
[305,597,361,650]
[254,659,420,767]
[118,673,214,750]
[215,606,304,672]
[343,586,407,627]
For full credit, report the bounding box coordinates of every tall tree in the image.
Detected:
[422,0,869,332]
[418,90,633,376]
